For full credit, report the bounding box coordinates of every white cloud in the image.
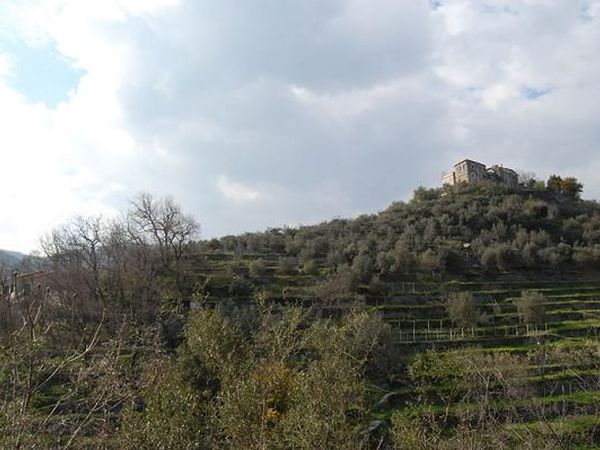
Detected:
[480,83,516,109]
[216,176,262,202]
[0,0,179,252]
[0,0,599,251]
[290,79,427,120]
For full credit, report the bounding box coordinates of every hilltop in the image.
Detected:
[199,181,600,284]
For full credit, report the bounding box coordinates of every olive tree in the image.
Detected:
[514,290,546,324]
[446,292,481,328]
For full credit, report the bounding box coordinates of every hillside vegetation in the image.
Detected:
[204,181,600,281]
[3,181,600,449]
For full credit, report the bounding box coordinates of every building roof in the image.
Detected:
[454,158,486,168]
[16,271,47,280]
[488,165,518,176]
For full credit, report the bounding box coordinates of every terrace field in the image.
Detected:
[185,250,600,448]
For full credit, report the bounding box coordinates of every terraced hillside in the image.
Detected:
[373,279,600,447]
[185,249,600,448]
[173,183,600,447]
[7,185,600,448]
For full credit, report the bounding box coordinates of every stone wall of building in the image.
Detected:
[453,159,487,184]
[487,165,518,188]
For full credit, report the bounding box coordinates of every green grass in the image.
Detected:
[401,388,600,419]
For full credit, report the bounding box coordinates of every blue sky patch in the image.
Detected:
[580,4,594,21]
[481,4,518,16]
[522,86,552,100]
[2,40,84,107]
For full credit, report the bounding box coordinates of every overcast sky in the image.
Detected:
[0,0,599,253]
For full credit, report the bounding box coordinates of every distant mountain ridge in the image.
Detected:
[0,249,26,268]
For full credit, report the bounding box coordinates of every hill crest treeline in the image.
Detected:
[202,182,600,278]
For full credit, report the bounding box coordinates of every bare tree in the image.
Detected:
[39,194,200,325]
[517,170,537,187]
[127,193,200,271]
[40,216,109,332]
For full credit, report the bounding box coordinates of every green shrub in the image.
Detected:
[248,259,267,278]
[301,258,319,276]
[277,256,297,275]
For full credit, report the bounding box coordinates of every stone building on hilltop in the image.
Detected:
[443,159,519,188]
[487,164,519,188]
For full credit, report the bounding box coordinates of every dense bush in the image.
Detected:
[277,256,298,275]
[248,258,267,278]
[121,305,390,449]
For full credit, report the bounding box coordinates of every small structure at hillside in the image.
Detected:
[1,270,49,297]
[443,159,519,187]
